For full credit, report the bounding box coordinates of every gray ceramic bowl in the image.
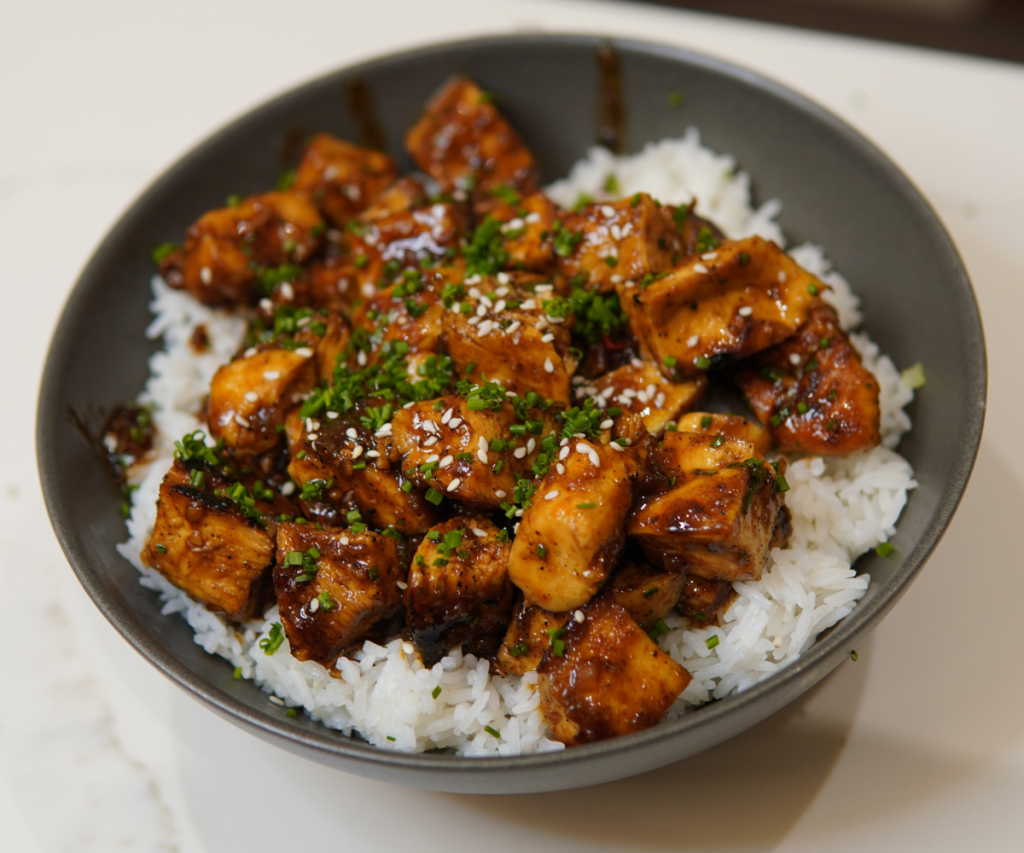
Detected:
[37,34,985,794]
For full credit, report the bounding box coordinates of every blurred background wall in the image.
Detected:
[633,0,1024,61]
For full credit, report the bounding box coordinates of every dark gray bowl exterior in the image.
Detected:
[37,34,985,794]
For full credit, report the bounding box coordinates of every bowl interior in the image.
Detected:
[37,34,985,793]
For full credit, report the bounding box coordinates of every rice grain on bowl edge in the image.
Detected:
[117,128,917,756]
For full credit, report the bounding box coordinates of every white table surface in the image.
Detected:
[3,0,1023,850]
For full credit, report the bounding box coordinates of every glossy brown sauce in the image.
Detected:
[346,75,388,152]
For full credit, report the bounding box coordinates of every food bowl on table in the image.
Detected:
[36,34,985,794]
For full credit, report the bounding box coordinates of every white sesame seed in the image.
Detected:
[535,284,554,293]
[280,282,295,301]
[631,358,644,369]
[477,450,488,464]
[560,438,569,447]
[441,407,453,425]
[556,463,565,475]
[738,305,753,317]
[439,454,453,469]
[352,445,364,459]
[601,205,615,218]
[525,212,541,224]
[294,346,313,359]
[545,489,559,500]
[397,580,408,590]
[376,423,392,436]
[701,251,718,261]
[495,490,507,499]
[402,642,415,655]
[357,350,367,367]
[637,391,649,404]
[467,315,480,326]
[340,535,349,545]
[544,358,554,374]
[687,335,700,347]
[574,610,585,623]
[497,272,511,285]
[346,428,358,439]
[448,418,462,428]
[514,522,520,533]
[465,275,482,286]
[577,442,592,454]
[307,433,318,440]
[599,419,614,430]
[476,303,488,318]
[280,481,296,496]
[447,478,461,492]
[366,450,380,458]
[527,437,536,454]
[541,333,555,343]
[234,414,251,428]
[425,454,439,464]
[513,447,527,459]
[243,391,259,402]
[494,299,507,313]
[790,353,802,365]
[589,450,601,467]
[326,411,339,420]
[199,266,212,285]
[262,370,280,381]
[506,320,521,335]
[269,695,284,705]
[610,274,622,284]
[515,509,524,518]
[520,298,537,310]
[559,446,570,460]
[478,320,494,336]
[309,597,320,613]
[694,263,709,274]
[600,386,615,400]
[244,347,257,358]
[424,436,438,447]
[259,297,274,312]
[473,527,488,538]
[609,441,624,451]
[611,224,622,240]
[778,271,788,283]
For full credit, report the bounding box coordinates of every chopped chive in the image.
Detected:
[424,487,443,505]
[700,415,712,429]
[876,542,894,557]
[286,708,297,718]
[233,666,242,679]
[576,502,597,509]
[536,544,548,558]
[796,402,809,414]
[705,634,720,650]
[386,735,396,741]
[769,415,782,428]
[901,362,927,390]
[484,725,501,739]
[648,619,670,641]
[643,587,659,598]
[850,650,859,661]
[667,92,684,107]
[694,355,711,370]
[663,356,677,368]
[432,686,442,699]
[807,284,819,295]
[154,543,167,554]
[710,436,723,448]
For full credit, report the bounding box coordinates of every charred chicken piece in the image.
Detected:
[496,598,571,675]
[495,192,560,272]
[676,412,771,455]
[293,133,397,226]
[159,190,324,306]
[556,194,680,293]
[390,395,558,508]
[285,408,437,534]
[405,76,539,206]
[583,360,706,435]
[628,432,787,582]
[538,598,691,745]
[677,575,735,625]
[602,559,687,631]
[617,236,823,375]
[405,516,515,665]
[734,305,881,455]
[208,346,317,456]
[508,439,641,612]
[273,523,404,666]
[142,459,277,620]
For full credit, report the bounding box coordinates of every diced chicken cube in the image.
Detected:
[273,523,403,666]
[734,305,881,455]
[556,194,680,292]
[677,575,735,625]
[586,361,705,434]
[405,516,515,664]
[208,347,317,455]
[493,191,559,272]
[602,560,686,630]
[405,76,538,203]
[390,395,557,509]
[676,412,770,454]
[359,176,430,222]
[508,440,641,612]
[628,432,787,581]
[142,460,276,620]
[617,236,823,374]
[538,598,691,745]
[496,598,570,675]
[160,190,324,306]
[285,408,437,534]
[294,133,397,226]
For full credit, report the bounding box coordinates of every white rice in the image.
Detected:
[118,128,917,755]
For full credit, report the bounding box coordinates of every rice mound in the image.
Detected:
[118,128,917,756]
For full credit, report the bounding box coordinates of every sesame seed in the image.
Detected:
[199,266,212,285]
[687,335,699,347]
[589,451,601,467]
[441,408,453,425]
[497,272,511,285]
[513,447,527,459]
[425,454,440,464]
[495,490,507,499]
[477,320,494,336]
[357,350,367,367]
[574,610,585,623]
[439,454,454,469]
[269,695,284,706]
[307,433,318,441]
[738,306,753,317]
[244,391,259,402]
[280,481,296,496]
[448,418,462,428]
[403,642,415,655]
[280,282,295,301]
[789,353,802,365]
[520,299,537,310]
[556,463,565,475]
[244,347,257,358]
[259,298,274,312]
[601,386,615,399]
[295,346,314,359]
[535,284,554,293]
[494,299,507,313]
[610,274,622,284]
[234,414,251,428]
[609,442,624,451]
[376,423,392,436]
[352,445,364,459]
[701,252,718,261]
[366,450,380,458]
[541,333,555,343]
[631,358,644,368]
[447,478,461,492]
[397,580,408,590]
[495,286,510,297]
[346,428,358,439]
[637,391,649,404]
[544,358,554,373]
[694,263,709,274]
[263,370,280,380]
[559,446,570,460]
[476,303,488,318]
[467,315,480,326]
[515,508,524,517]
[599,419,614,430]
[611,224,622,240]
[477,450,488,464]
[778,271,788,283]
[506,320,521,335]
[309,597,320,613]
[340,535,349,545]
[576,442,592,454]
[424,436,438,447]
[473,527,488,538]
[478,436,488,451]
[527,438,536,454]
[525,212,541,224]
[601,205,616,218]
[545,489,559,500]
[326,411,339,419]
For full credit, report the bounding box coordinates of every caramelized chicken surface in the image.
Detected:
[583,360,706,434]
[677,575,736,625]
[628,432,787,581]
[617,236,823,375]
[273,523,403,666]
[538,598,691,745]
[496,598,570,675]
[735,305,881,455]
[676,412,771,455]
[294,133,397,226]
[603,559,687,630]
[405,516,515,664]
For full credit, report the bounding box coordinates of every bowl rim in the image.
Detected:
[37,31,987,780]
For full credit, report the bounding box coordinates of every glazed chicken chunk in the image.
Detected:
[405,76,539,204]
[617,236,823,375]
[628,431,787,581]
[208,346,317,456]
[159,190,325,306]
[538,598,691,746]
[496,599,570,675]
[676,412,771,455]
[293,133,397,226]
[495,192,560,272]
[556,193,681,292]
[677,575,736,625]
[142,459,277,620]
[273,523,404,666]
[582,360,706,435]
[508,439,641,612]
[734,305,881,455]
[602,559,687,631]
[405,516,515,665]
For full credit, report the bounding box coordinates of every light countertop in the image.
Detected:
[3,1,1023,850]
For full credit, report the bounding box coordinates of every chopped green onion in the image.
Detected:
[484,725,501,739]
[700,415,712,429]
[901,362,927,390]
[576,502,597,509]
[643,587,659,598]
[648,619,670,641]
[694,355,711,370]
[876,542,894,557]
[233,666,242,679]
[424,487,443,505]
[154,543,167,554]
[432,685,442,699]
[705,634,720,650]
[850,650,859,662]
[259,622,285,656]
